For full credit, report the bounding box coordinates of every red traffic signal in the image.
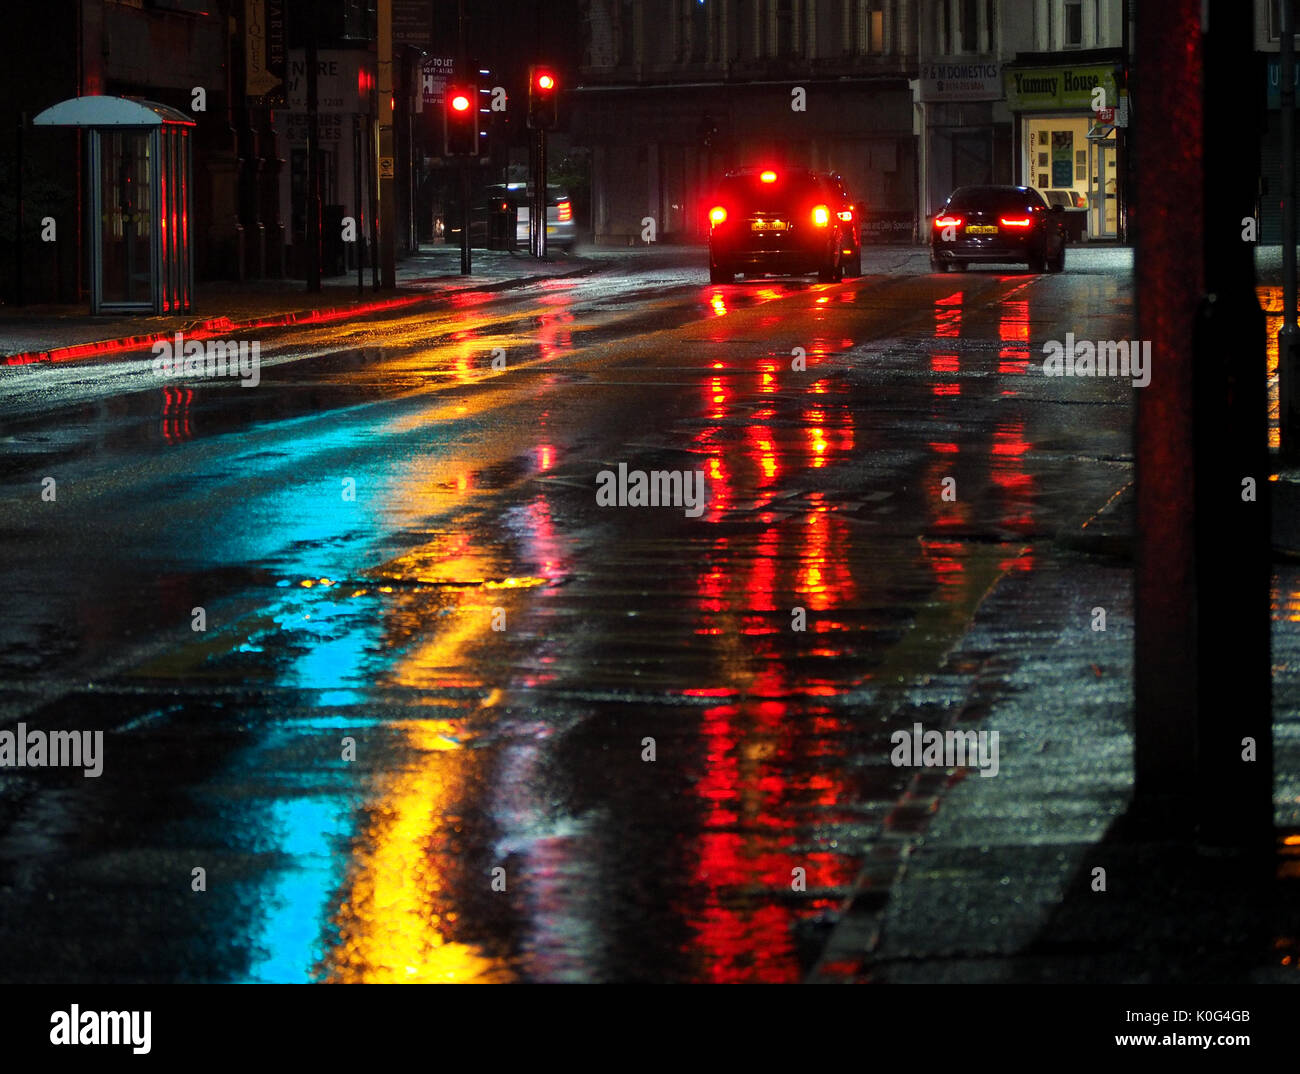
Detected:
[443,83,479,156]
[527,65,559,130]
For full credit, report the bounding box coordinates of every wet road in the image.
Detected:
[0,247,1136,982]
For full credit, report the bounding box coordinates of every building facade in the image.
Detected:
[571,0,1128,245]
[572,1,921,243]
[2,0,239,303]
[916,0,1128,240]
[1258,0,1299,243]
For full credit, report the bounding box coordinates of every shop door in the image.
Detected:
[952,132,992,189]
[1090,138,1118,239]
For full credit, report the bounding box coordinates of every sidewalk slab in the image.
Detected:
[0,246,593,364]
[812,491,1300,983]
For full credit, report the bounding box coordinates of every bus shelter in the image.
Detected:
[33,96,195,314]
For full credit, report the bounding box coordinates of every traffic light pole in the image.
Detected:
[528,131,538,255]
[457,0,470,276]
[536,128,548,260]
[526,67,557,258]
[460,163,471,275]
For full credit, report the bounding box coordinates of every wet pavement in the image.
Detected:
[0,246,1294,982]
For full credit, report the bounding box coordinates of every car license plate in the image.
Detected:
[752,219,787,232]
[966,224,998,234]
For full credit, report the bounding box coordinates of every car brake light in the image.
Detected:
[934,215,962,228]
[760,170,778,183]
[999,217,1032,228]
[709,206,727,226]
[558,200,572,222]
[837,210,853,222]
[811,204,831,227]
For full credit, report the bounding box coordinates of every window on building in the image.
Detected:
[777,0,795,56]
[961,0,978,52]
[1272,0,1300,40]
[620,0,635,66]
[870,1,885,53]
[1064,0,1083,48]
[985,0,996,52]
[938,0,949,55]
[691,0,708,62]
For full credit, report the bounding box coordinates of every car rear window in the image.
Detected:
[716,173,826,208]
[947,187,1043,212]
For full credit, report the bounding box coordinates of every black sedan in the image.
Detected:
[930,185,1067,273]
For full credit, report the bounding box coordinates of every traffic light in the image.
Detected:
[444,82,479,156]
[527,66,558,130]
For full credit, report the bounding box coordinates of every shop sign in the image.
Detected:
[421,57,457,107]
[918,61,1002,102]
[1006,65,1118,111]
[287,49,375,114]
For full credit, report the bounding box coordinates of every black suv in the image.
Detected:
[707,168,848,283]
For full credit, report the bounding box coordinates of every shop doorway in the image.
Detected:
[952,132,992,189]
[1088,128,1119,239]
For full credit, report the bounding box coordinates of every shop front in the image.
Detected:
[1006,62,1124,241]
[913,60,1012,222]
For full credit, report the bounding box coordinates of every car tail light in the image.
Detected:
[837,209,854,222]
[811,204,831,227]
[557,200,572,222]
[999,216,1032,228]
[709,206,727,226]
[934,215,962,228]
[760,170,778,183]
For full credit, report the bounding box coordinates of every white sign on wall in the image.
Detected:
[918,61,1002,102]
[287,49,374,114]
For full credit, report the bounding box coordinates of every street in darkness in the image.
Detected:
[0,1,1297,1056]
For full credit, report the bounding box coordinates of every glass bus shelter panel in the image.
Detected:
[160,127,194,313]
[98,130,154,308]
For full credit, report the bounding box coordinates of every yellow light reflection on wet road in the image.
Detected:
[318,717,513,983]
[317,525,528,982]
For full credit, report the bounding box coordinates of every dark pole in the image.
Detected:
[1133,0,1274,850]
[15,114,24,306]
[460,162,471,274]
[1282,0,1299,460]
[370,105,379,290]
[354,113,363,295]
[305,2,322,292]
[537,125,548,259]
[529,128,538,255]
[1132,0,1201,828]
[378,0,396,288]
[458,0,470,275]
[1191,1,1273,848]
